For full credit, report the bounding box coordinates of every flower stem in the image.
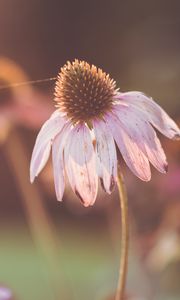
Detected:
[4,129,68,300]
[115,166,129,300]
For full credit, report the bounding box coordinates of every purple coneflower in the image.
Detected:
[30,59,180,206]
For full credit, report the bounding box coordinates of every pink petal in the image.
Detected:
[52,123,71,201]
[93,119,117,193]
[30,110,66,182]
[64,124,98,206]
[105,113,151,181]
[114,105,168,173]
[117,92,180,140]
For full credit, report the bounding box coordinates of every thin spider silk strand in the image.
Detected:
[0,77,56,90]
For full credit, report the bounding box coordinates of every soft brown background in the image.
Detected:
[0,1,179,300]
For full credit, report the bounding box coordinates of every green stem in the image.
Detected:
[115,166,129,300]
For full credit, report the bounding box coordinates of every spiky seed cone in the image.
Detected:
[54,59,117,123]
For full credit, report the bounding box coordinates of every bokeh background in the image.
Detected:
[0,1,179,300]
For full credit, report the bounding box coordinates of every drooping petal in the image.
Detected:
[30,110,66,182]
[114,105,168,173]
[116,92,180,140]
[52,123,71,201]
[105,112,151,181]
[64,124,98,206]
[93,119,117,193]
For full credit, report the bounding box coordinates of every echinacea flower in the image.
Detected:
[30,60,180,207]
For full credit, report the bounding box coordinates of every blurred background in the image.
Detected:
[0,1,179,299]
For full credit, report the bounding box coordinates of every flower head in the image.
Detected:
[30,59,180,206]
[54,60,117,123]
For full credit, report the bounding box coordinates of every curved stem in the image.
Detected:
[115,166,129,300]
[4,129,68,300]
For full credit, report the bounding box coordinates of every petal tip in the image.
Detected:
[141,173,151,182]
[75,188,91,207]
[100,177,106,192]
[83,200,92,207]
[99,175,116,194]
[164,163,168,173]
[110,175,116,192]
[172,132,180,141]
[30,174,35,184]
[56,197,63,202]
[144,178,151,182]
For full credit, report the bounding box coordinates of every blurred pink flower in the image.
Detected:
[0,286,13,300]
[30,60,180,206]
[0,57,53,134]
[4,90,53,129]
